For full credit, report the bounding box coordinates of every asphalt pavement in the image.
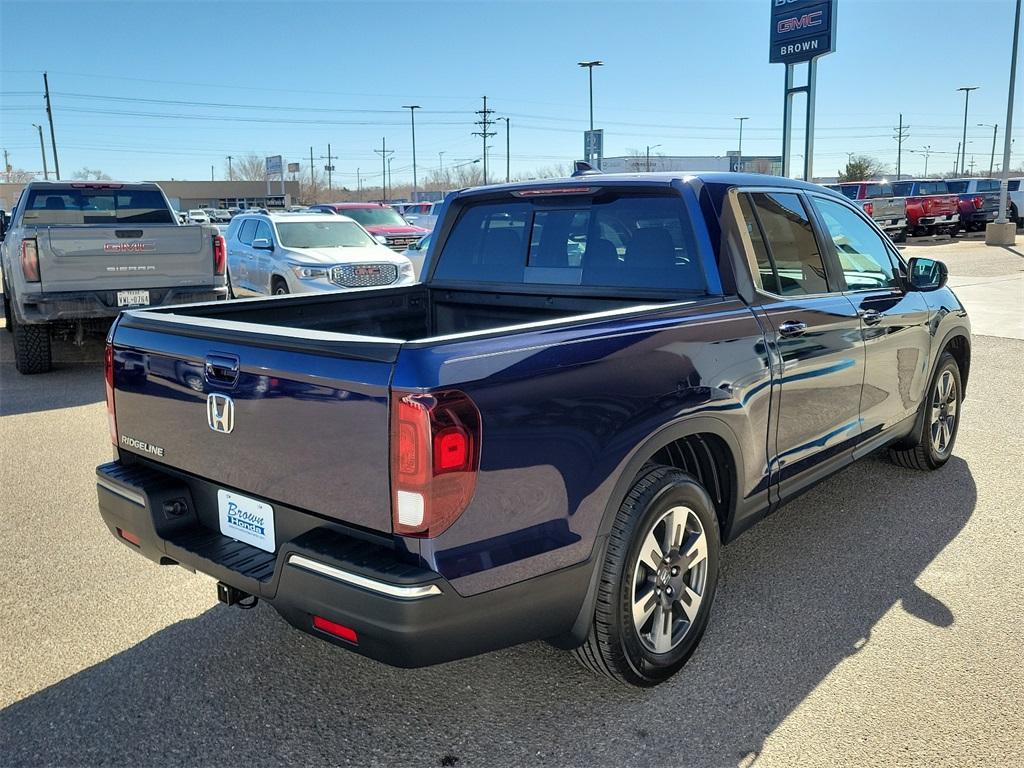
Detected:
[1,236,1022,767]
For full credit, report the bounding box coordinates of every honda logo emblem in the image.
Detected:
[207,393,235,434]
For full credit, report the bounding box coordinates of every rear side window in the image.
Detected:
[22,187,173,225]
[743,192,829,296]
[237,219,258,245]
[433,194,706,293]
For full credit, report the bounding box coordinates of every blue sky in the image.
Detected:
[1,0,1019,185]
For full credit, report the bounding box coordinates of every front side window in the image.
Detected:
[237,219,258,245]
[811,197,898,291]
[745,192,829,296]
[254,220,273,243]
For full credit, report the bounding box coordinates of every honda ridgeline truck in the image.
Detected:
[1,181,228,374]
[96,172,970,687]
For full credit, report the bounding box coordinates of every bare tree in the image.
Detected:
[72,167,112,180]
[3,167,36,184]
[838,155,889,182]
[232,153,268,181]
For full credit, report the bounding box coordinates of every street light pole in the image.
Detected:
[32,123,48,180]
[402,105,420,200]
[734,117,749,170]
[957,86,979,175]
[996,0,1021,228]
[578,60,603,168]
[645,144,662,172]
[978,123,999,177]
[497,117,510,182]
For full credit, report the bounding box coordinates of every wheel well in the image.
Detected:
[649,433,735,539]
[945,334,971,394]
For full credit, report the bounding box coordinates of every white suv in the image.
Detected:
[224,212,416,296]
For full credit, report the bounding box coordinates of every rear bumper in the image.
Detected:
[961,208,1000,225]
[16,285,228,324]
[95,460,590,667]
[873,216,908,231]
[916,213,960,227]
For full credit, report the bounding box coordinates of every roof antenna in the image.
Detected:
[572,161,602,177]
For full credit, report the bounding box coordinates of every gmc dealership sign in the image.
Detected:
[770,0,837,64]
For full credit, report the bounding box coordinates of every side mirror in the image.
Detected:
[907,257,948,291]
[252,237,273,251]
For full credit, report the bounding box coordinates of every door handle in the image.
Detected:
[859,309,883,326]
[778,320,807,338]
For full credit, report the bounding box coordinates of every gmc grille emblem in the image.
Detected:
[207,393,235,434]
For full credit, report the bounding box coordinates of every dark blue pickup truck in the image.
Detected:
[96,172,971,686]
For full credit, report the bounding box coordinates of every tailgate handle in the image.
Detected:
[205,354,239,386]
[114,229,144,238]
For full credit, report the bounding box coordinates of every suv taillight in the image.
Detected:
[20,238,40,282]
[105,342,117,445]
[972,195,984,210]
[213,234,226,275]
[390,390,481,537]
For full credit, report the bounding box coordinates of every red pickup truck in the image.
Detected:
[891,180,961,236]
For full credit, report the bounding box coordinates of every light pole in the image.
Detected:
[734,117,749,170]
[226,155,233,180]
[994,0,1020,232]
[497,117,510,182]
[978,123,999,177]
[577,60,603,131]
[402,105,420,201]
[32,123,48,180]
[957,86,979,175]
[922,145,932,177]
[387,156,393,202]
[645,144,662,172]
[438,151,446,177]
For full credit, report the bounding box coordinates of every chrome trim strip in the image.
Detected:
[96,475,146,507]
[287,554,442,599]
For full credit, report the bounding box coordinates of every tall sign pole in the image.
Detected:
[770,0,837,180]
[989,0,1020,245]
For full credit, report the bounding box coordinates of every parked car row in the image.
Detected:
[828,177,1020,240]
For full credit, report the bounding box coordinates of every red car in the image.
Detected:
[309,203,428,251]
[890,180,961,236]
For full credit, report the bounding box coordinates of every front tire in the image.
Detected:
[890,352,962,470]
[573,466,720,687]
[272,277,289,296]
[12,316,52,374]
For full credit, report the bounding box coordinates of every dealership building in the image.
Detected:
[0,179,300,213]
[600,153,783,176]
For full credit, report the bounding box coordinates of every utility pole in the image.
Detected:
[309,147,314,197]
[438,151,446,176]
[321,144,336,197]
[497,117,510,182]
[226,155,233,180]
[953,142,961,174]
[43,72,60,179]
[356,168,362,201]
[735,117,749,170]
[2,148,9,182]
[472,96,495,185]
[894,114,910,180]
[374,137,394,203]
[32,124,49,180]
[210,165,214,181]
[957,86,979,175]
[387,156,393,201]
[402,105,420,201]
[922,145,932,177]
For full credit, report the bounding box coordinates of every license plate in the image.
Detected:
[217,489,275,552]
[117,289,150,307]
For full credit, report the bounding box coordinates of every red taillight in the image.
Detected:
[116,527,140,547]
[390,390,480,537]
[863,202,874,217]
[20,238,40,282]
[972,195,984,210]
[312,615,358,643]
[105,342,117,445]
[213,234,226,276]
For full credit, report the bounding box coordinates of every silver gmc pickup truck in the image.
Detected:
[0,181,228,374]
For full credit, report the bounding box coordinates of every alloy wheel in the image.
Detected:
[930,369,958,457]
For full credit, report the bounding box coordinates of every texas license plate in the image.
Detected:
[117,289,150,307]
[218,489,276,552]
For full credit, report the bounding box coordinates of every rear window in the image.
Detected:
[337,207,407,228]
[432,193,706,293]
[946,181,968,193]
[22,187,173,225]
[864,183,894,197]
[893,181,949,196]
[836,185,859,200]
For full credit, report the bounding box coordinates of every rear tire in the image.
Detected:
[12,316,52,374]
[893,229,908,244]
[572,466,720,687]
[889,352,961,471]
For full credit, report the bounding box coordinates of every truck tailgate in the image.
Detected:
[110,317,397,534]
[41,224,215,292]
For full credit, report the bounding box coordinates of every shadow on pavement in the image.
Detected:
[0,361,105,416]
[0,455,976,767]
